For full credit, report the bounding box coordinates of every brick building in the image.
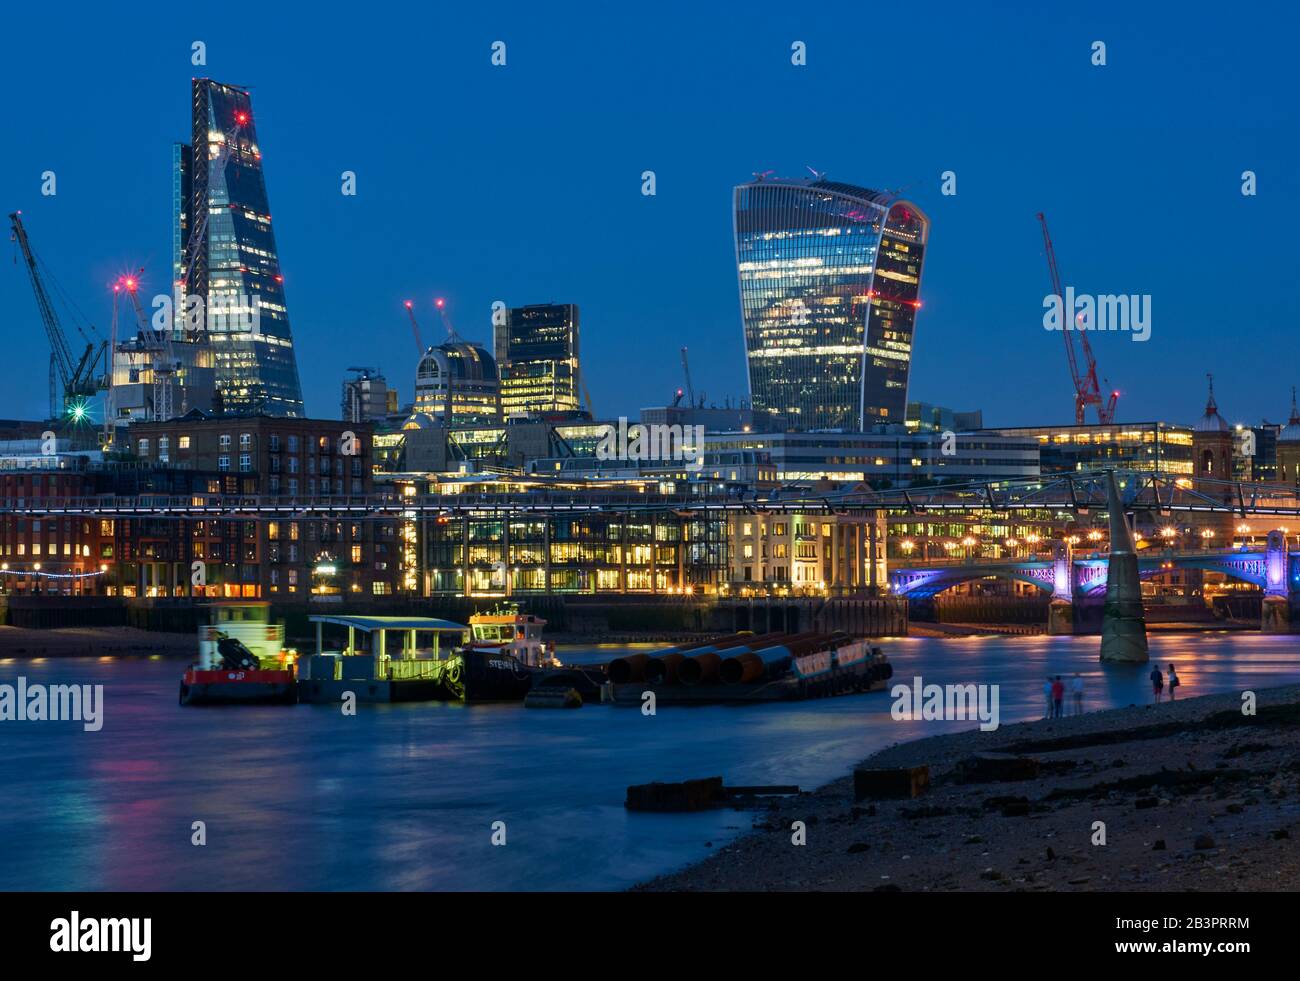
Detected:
[125,414,396,599]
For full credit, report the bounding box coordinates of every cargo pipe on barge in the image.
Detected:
[718,631,853,685]
[676,632,792,686]
[611,633,784,685]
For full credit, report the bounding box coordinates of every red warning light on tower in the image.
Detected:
[435,298,445,309]
[235,111,249,125]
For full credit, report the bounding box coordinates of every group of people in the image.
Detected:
[1043,674,1085,718]
[1150,663,1180,702]
[1041,664,1184,720]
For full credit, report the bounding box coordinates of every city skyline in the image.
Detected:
[2,4,1297,430]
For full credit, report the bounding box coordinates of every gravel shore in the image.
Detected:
[638,682,1300,892]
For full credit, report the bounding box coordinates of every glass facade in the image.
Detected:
[495,304,581,416]
[733,177,928,431]
[178,79,304,417]
[413,342,501,425]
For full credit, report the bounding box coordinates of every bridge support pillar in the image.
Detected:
[1262,595,1291,633]
[1047,598,1074,635]
[1100,472,1149,662]
[1261,531,1293,633]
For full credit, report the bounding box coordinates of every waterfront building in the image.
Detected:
[733,174,929,431]
[495,304,581,417]
[176,79,305,417]
[728,510,887,595]
[413,341,501,426]
[126,415,390,598]
[392,474,730,596]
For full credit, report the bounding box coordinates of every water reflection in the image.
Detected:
[0,632,1297,891]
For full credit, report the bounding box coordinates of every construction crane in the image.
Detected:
[1037,212,1118,425]
[680,346,696,407]
[403,300,425,353]
[433,297,460,341]
[9,211,106,420]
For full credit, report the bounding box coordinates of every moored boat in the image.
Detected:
[295,613,540,704]
[179,602,297,706]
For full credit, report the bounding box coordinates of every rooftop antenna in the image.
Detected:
[805,166,825,180]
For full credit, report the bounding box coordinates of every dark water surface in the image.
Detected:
[1,632,1297,890]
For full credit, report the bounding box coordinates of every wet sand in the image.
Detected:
[639,682,1300,891]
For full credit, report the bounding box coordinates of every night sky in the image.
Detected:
[3,1,1296,427]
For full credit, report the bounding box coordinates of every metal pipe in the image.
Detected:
[719,632,854,685]
[608,652,651,684]
[644,652,685,684]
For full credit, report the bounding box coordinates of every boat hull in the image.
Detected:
[180,669,297,706]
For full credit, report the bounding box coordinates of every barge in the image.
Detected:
[179,602,297,706]
[604,630,892,706]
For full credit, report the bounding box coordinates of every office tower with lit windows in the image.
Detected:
[733,175,929,431]
[175,79,304,417]
[494,303,581,417]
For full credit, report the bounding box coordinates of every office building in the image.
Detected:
[733,175,929,431]
[176,79,305,417]
[495,304,581,417]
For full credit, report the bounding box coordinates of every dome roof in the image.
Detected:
[1193,374,1230,433]
[416,341,498,383]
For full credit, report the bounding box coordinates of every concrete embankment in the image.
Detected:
[638,683,1300,892]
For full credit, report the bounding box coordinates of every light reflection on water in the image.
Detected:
[0,632,1297,891]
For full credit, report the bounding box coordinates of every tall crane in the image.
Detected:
[9,211,106,420]
[433,297,461,341]
[403,300,425,353]
[1037,212,1118,425]
[680,346,696,407]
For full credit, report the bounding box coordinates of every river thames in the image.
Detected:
[1,632,1297,890]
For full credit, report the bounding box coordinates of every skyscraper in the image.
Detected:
[176,79,304,417]
[494,303,581,417]
[733,175,929,431]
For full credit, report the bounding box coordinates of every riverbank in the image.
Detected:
[638,681,1300,892]
[0,626,194,658]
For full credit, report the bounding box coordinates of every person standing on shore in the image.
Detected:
[1043,677,1054,719]
[1051,676,1065,718]
[1070,673,1084,715]
[1167,664,1180,700]
[1150,665,1164,703]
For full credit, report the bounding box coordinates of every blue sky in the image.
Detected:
[2,0,1296,426]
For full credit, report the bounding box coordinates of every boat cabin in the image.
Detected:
[468,611,551,667]
[198,601,288,670]
[300,615,470,683]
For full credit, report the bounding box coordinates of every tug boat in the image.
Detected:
[466,608,554,667]
[179,602,297,706]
